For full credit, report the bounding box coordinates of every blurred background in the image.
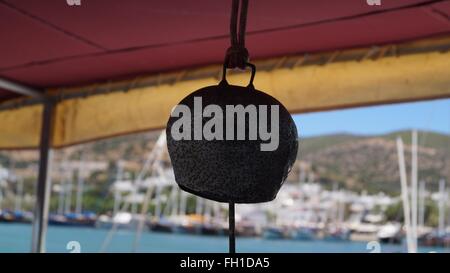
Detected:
[1,98,448,253]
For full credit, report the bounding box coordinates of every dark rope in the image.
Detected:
[238,0,248,47]
[226,0,249,69]
[229,202,236,253]
[230,0,239,46]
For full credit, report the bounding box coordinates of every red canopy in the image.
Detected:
[1,0,449,101]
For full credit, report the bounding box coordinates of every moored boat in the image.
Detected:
[290,227,317,241]
[263,226,286,240]
[0,210,33,223]
[49,212,97,227]
[324,227,350,242]
[377,222,403,244]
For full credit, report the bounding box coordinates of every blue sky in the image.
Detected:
[293,98,450,138]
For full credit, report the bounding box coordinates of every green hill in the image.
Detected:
[298,130,449,195]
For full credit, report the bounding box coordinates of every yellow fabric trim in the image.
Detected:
[0,105,42,149]
[1,51,449,149]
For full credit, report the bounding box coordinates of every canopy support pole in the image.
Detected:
[228,202,235,253]
[31,100,54,253]
[0,78,43,98]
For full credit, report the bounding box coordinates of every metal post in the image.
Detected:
[411,130,418,251]
[31,100,54,253]
[229,202,235,254]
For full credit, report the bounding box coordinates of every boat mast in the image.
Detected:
[332,182,339,226]
[154,184,163,219]
[75,151,85,215]
[132,131,167,252]
[213,201,220,221]
[396,137,415,253]
[9,161,24,212]
[57,162,66,215]
[64,169,73,214]
[165,186,177,217]
[162,186,174,217]
[411,130,418,251]
[15,176,24,212]
[196,196,204,216]
[418,180,426,229]
[0,183,3,211]
[438,179,446,236]
[179,190,187,216]
[112,161,124,216]
[57,180,65,215]
[103,130,168,253]
[308,171,315,185]
[338,189,345,227]
[204,199,212,223]
[299,163,305,188]
[171,188,179,217]
[447,188,450,230]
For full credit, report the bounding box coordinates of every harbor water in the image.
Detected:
[0,223,447,253]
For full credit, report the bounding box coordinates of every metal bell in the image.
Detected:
[166,63,298,203]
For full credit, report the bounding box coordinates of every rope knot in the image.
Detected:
[225,46,249,70]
